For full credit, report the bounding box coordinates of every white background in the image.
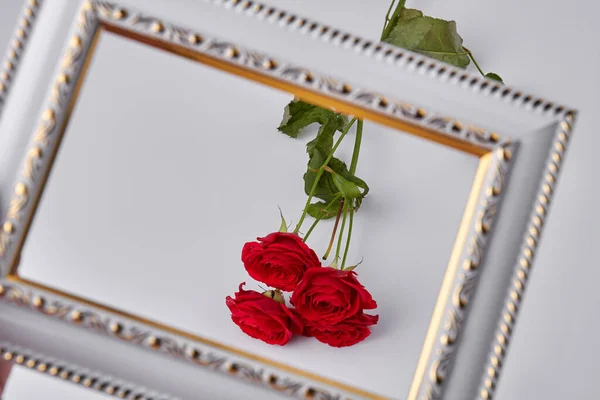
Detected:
[0,0,597,399]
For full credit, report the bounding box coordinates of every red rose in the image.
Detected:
[225,283,303,345]
[242,232,321,291]
[303,313,379,348]
[290,267,377,325]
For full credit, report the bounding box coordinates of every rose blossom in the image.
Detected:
[290,267,377,325]
[225,283,303,345]
[303,313,379,348]
[242,232,321,291]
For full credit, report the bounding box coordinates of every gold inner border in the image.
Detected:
[103,23,490,157]
[408,153,491,399]
[5,21,497,400]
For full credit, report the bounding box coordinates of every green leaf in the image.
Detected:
[304,154,370,203]
[382,8,470,69]
[304,159,369,203]
[278,100,347,138]
[303,115,347,202]
[304,156,343,202]
[305,115,342,163]
[278,207,288,232]
[331,171,362,199]
[307,200,341,220]
[329,158,370,200]
[301,113,368,203]
[485,72,503,83]
[335,162,369,198]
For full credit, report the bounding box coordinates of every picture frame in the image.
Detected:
[0,1,577,399]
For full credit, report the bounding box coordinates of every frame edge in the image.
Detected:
[0,0,43,120]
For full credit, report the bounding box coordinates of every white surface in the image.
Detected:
[16,31,478,399]
[0,1,596,400]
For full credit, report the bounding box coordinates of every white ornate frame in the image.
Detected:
[0,1,577,400]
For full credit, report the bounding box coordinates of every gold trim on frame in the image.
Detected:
[4,274,387,400]
[102,23,491,157]
[407,153,492,400]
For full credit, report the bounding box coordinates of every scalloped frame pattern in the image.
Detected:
[0,0,42,118]
[0,342,176,400]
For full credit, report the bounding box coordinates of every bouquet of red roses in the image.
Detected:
[227,232,378,348]
[226,104,378,348]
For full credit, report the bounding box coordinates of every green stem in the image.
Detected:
[328,121,363,266]
[341,202,354,269]
[293,118,357,233]
[382,0,396,32]
[302,193,342,242]
[349,120,363,175]
[463,47,485,77]
[381,0,406,40]
[323,198,345,260]
[334,201,349,264]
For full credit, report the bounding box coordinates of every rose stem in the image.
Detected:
[349,120,363,175]
[303,193,342,243]
[341,202,355,269]
[334,200,350,265]
[382,0,396,33]
[337,120,363,268]
[322,198,345,260]
[380,0,407,40]
[293,117,357,234]
[463,47,486,77]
